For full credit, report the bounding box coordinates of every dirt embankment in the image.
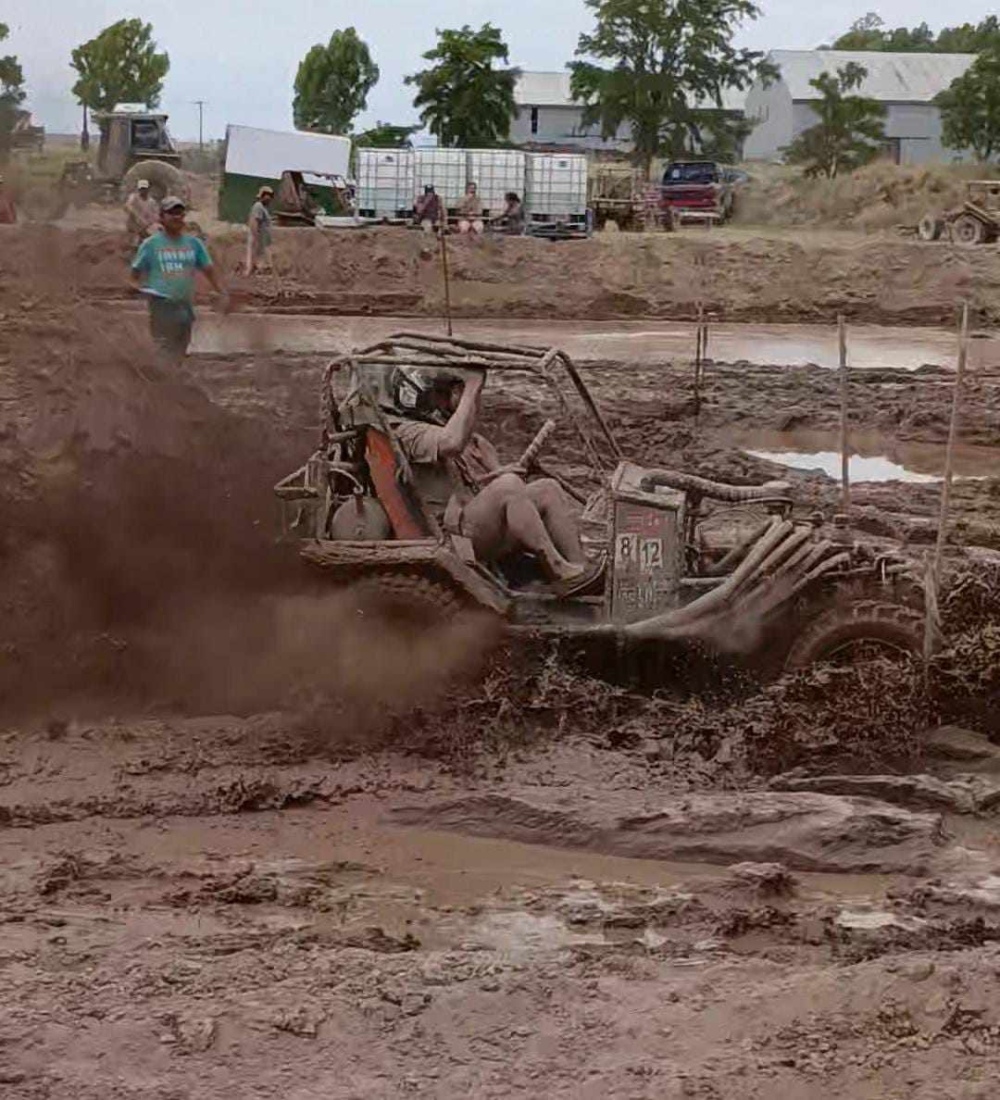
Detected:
[734,161,1000,233]
[5,218,1000,326]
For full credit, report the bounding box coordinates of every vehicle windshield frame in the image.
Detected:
[331,332,623,481]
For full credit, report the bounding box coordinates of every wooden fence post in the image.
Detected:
[838,314,850,514]
[925,302,970,661]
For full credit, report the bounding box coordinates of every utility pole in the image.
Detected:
[192,100,206,149]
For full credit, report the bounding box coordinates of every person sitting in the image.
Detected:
[493,191,524,236]
[414,185,443,233]
[456,181,484,235]
[383,366,602,596]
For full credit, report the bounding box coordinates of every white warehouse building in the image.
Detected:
[744,50,976,165]
[511,71,746,152]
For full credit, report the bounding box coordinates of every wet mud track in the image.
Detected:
[4,717,1000,1098]
[5,224,1000,1097]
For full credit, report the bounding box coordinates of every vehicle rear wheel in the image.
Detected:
[784,600,923,671]
[122,161,189,205]
[917,213,943,241]
[952,213,988,246]
[350,572,463,634]
[347,572,500,691]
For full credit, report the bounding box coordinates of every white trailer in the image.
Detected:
[218,124,352,222]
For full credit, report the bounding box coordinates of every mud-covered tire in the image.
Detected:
[952,213,988,247]
[785,600,923,671]
[122,161,189,205]
[350,572,463,632]
[917,213,943,242]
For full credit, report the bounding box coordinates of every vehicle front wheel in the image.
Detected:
[784,600,924,670]
[917,213,944,241]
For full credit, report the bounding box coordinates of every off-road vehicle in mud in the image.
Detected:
[919,181,1000,247]
[275,334,924,673]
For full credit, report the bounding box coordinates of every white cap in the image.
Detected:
[137,179,150,190]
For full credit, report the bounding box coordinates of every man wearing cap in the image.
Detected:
[129,196,228,364]
[124,179,159,246]
[244,185,274,275]
[414,185,443,233]
[0,175,17,225]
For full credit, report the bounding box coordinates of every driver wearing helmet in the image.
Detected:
[385,367,602,596]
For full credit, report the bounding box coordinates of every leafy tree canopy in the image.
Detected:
[0,23,27,157]
[826,14,1000,54]
[354,121,419,148]
[293,28,379,135]
[569,0,775,173]
[70,18,169,112]
[783,63,887,178]
[937,48,1000,162]
[405,24,518,147]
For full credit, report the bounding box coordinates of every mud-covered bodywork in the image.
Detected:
[276,333,924,666]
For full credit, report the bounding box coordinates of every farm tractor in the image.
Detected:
[57,109,186,211]
[919,181,1000,246]
[275,334,925,676]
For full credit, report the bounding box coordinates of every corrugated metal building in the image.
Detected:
[511,71,746,152]
[744,50,975,165]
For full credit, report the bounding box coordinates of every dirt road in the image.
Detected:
[3,222,1000,1098]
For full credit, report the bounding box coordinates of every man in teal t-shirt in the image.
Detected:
[130,195,228,363]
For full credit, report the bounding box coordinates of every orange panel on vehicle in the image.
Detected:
[366,430,431,540]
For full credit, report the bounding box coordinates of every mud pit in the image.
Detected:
[3,225,1000,1098]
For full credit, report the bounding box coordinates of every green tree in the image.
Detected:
[937,49,1000,162]
[70,19,169,114]
[829,14,935,52]
[405,24,518,147]
[828,12,888,51]
[569,0,774,174]
[827,14,1000,54]
[783,63,887,178]
[936,17,1000,54]
[0,23,26,158]
[354,121,419,148]
[293,28,379,134]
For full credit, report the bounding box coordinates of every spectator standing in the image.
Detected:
[130,196,228,365]
[245,185,274,275]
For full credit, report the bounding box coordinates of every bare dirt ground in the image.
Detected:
[6,212,1000,327]
[3,222,1000,1098]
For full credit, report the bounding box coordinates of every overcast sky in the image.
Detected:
[4,1,995,141]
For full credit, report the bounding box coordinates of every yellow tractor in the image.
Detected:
[919,181,1000,246]
[58,110,187,210]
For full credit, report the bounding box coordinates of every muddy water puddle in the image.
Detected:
[1,798,899,961]
[740,429,1000,482]
[190,313,1000,372]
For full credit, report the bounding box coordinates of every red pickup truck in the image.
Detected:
[660,161,738,224]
